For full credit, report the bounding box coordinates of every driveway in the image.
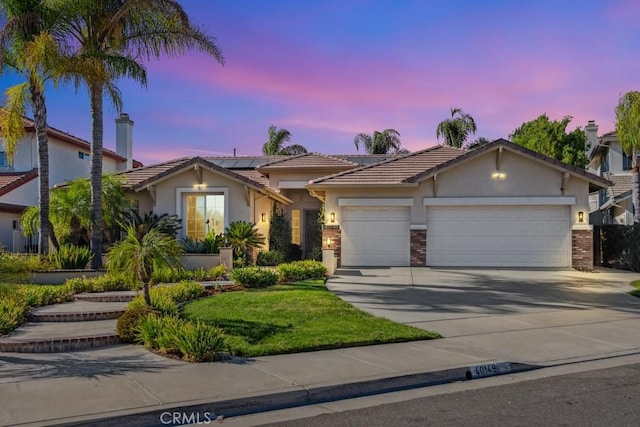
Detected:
[327,267,640,339]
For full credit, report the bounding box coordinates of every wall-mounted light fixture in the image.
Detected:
[491,171,506,180]
[326,237,332,248]
[193,183,206,190]
[330,212,335,223]
[261,212,267,223]
[578,211,585,223]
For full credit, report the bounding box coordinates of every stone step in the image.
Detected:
[75,290,138,303]
[27,301,128,322]
[0,320,120,353]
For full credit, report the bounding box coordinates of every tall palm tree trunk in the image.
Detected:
[29,82,49,256]
[89,84,104,268]
[633,160,639,224]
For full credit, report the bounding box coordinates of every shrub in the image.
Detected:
[256,250,285,266]
[181,232,224,254]
[0,252,49,283]
[126,281,205,314]
[48,244,94,269]
[230,267,279,288]
[277,260,327,282]
[136,314,183,354]
[64,273,137,293]
[268,205,291,254]
[208,264,227,280]
[226,221,265,261]
[116,306,157,343]
[600,225,627,267]
[136,315,226,362]
[307,247,323,262]
[287,243,302,261]
[174,321,226,362]
[0,294,28,335]
[624,224,640,272]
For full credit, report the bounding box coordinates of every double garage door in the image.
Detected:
[341,205,570,268]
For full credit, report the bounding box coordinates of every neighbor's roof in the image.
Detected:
[0,168,38,196]
[604,173,633,201]
[308,146,465,186]
[17,115,143,167]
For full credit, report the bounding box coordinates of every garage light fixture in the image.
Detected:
[578,211,585,223]
[491,171,506,180]
[326,237,332,248]
[330,212,335,223]
[261,212,267,223]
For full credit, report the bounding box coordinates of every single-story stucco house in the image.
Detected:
[112,138,610,270]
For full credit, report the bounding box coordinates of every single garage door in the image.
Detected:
[342,207,410,267]
[426,206,570,267]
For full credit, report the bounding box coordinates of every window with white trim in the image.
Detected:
[185,194,225,239]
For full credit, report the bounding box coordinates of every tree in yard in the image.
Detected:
[510,114,589,168]
[55,0,224,269]
[262,125,307,155]
[268,204,291,255]
[225,221,265,264]
[20,175,127,249]
[108,225,183,306]
[354,129,405,154]
[436,107,477,148]
[0,0,68,256]
[615,91,640,223]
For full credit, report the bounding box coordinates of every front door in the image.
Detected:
[304,210,321,257]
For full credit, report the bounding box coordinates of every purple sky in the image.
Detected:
[2,0,640,165]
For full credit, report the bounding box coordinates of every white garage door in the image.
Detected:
[342,207,410,267]
[426,206,570,267]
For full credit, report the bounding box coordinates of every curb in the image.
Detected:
[51,361,541,427]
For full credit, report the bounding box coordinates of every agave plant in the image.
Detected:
[225,221,265,262]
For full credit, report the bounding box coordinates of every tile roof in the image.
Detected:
[0,168,38,196]
[17,115,143,167]
[257,153,358,171]
[309,139,612,190]
[605,173,634,200]
[234,169,269,187]
[115,158,191,189]
[309,146,465,186]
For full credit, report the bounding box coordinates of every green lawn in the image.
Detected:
[182,279,440,357]
[630,280,640,297]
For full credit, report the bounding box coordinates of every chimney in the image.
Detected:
[116,113,134,170]
[585,120,598,153]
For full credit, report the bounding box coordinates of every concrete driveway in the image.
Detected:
[327,267,640,339]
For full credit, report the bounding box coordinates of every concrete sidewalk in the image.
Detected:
[1,268,640,426]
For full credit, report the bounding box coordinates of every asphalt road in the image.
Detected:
[261,362,640,427]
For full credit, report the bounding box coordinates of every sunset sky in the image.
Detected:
[2,0,639,165]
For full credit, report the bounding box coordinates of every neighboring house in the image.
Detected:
[586,120,638,225]
[0,113,141,251]
[116,139,608,269]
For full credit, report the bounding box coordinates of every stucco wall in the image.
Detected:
[0,180,38,206]
[0,212,20,250]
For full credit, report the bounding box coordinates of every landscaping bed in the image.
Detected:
[630,280,640,297]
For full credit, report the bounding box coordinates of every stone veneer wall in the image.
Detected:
[322,225,341,268]
[572,229,593,270]
[410,229,426,267]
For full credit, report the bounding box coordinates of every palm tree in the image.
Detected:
[615,91,640,223]
[0,1,70,256]
[21,175,127,248]
[436,108,477,148]
[55,0,224,269]
[226,220,265,263]
[108,225,183,305]
[262,125,307,155]
[354,129,404,154]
